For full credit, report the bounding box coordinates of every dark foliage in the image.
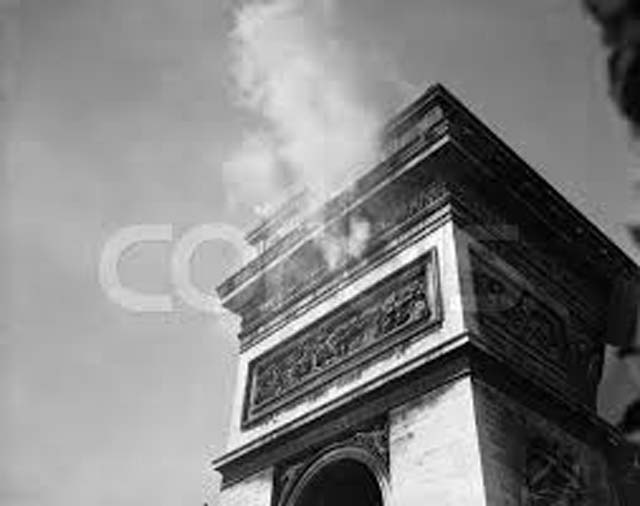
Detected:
[619,398,640,435]
[584,0,640,134]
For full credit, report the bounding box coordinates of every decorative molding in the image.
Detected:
[242,250,441,428]
[350,425,389,468]
[276,461,307,506]
[275,420,389,506]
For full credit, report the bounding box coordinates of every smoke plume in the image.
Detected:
[223,0,383,215]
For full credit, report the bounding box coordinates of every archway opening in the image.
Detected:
[294,458,383,506]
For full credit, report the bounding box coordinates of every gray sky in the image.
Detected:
[2,1,639,505]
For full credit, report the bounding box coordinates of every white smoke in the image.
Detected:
[318,215,372,271]
[223,0,382,213]
[222,130,284,214]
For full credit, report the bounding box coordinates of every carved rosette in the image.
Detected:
[242,251,441,427]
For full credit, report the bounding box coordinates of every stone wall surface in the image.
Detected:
[389,377,486,505]
[218,468,273,506]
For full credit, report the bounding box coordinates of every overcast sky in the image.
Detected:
[2,1,640,505]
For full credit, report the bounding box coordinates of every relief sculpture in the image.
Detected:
[522,436,584,506]
[244,251,440,425]
[471,253,603,393]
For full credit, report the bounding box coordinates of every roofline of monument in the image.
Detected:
[216,84,638,308]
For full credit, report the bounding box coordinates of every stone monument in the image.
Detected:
[214,84,638,505]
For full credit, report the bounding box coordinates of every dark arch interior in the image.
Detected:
[295,459,383,506]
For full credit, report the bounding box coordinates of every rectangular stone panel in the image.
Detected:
[242,249,442,428]
[469,250,603,406]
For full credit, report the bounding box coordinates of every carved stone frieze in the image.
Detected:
[472,261,567,356]
[243,251,441,427]
[471,253,604,399]
[449,181,607,332]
